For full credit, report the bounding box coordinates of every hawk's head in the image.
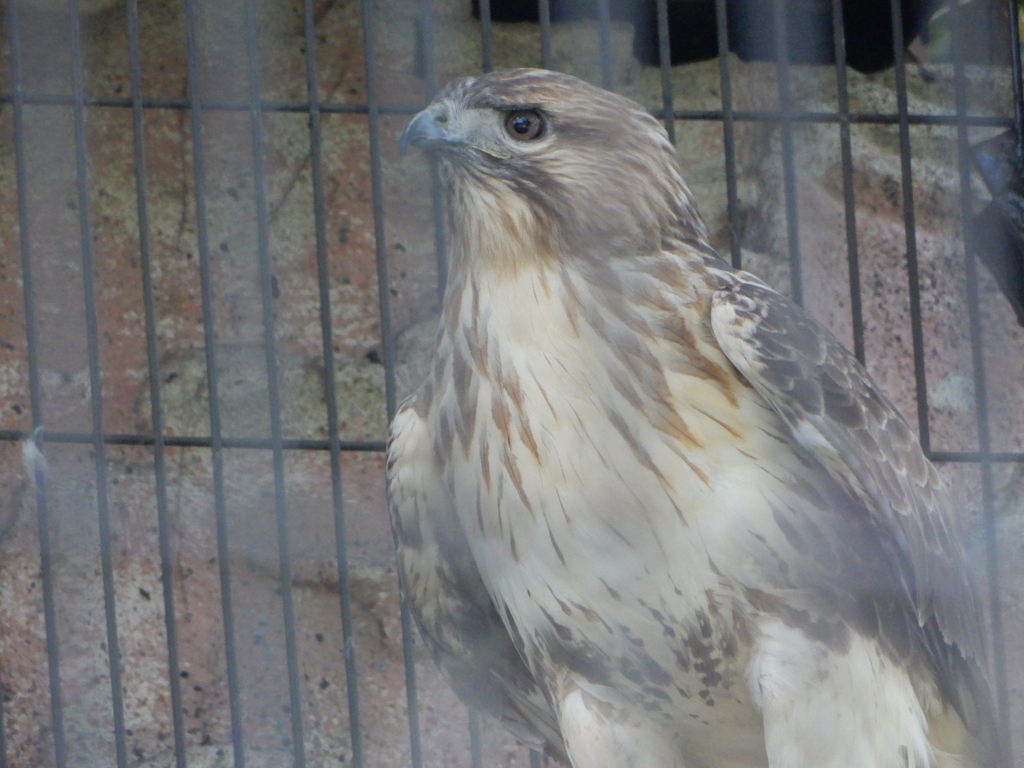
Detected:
[401,69,706,264]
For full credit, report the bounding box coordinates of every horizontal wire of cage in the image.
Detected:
[0,0,1022,767]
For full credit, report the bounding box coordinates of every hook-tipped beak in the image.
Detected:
[400,106,459,155]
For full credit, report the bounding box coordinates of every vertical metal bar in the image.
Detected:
[420,0,437,91]
[24,433,60,764]
[361,3,422,768]
[999,35,1024,735]
[429,170,448,301]
[949,7,1010,755]
[595,0,613,89]
[240,0,306,763]
[468,710,483,768]
[772,0,802,303]
[182,0,247,764]
[479,0,493,73]
[1000,0,1021,746]
[1007,0,1024,148]
[125,0,187,764]
[0,677,5,768]
[66,0,130,764]
[6,4,66,765]
[714,0,741,268]
[538,0,552,69]
[831,0,865,364]
[300,2,364,765]
[655,0,674,144]
[420,0,448,297]
[889,0,931,452]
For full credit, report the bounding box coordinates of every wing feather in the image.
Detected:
[710,279,1001,760]
[387,398,566,760]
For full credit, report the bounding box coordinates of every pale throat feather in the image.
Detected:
[444,173,558,280]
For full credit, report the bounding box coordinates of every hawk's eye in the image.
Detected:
[504,110,544,141]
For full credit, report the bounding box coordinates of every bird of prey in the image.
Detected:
[389,68,1002,768]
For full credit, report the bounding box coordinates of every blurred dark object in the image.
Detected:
[971,130,1024,326]
[470,0,1010,73]
[917,0,1014,66]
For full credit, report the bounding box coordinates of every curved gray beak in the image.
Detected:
[400,105,461,155]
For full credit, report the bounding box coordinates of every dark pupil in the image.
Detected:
[512,116,532,134]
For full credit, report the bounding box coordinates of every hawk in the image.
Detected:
[388,68,1003,768]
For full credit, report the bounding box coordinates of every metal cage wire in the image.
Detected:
[0,0,1022,767]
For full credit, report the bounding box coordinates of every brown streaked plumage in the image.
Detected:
[388,69,1003,768]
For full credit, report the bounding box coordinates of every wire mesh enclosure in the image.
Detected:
[0,0,1022,766]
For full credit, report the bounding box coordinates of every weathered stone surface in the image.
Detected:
[134,345,387,441]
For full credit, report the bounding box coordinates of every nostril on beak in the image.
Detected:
[400,106,456,155]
